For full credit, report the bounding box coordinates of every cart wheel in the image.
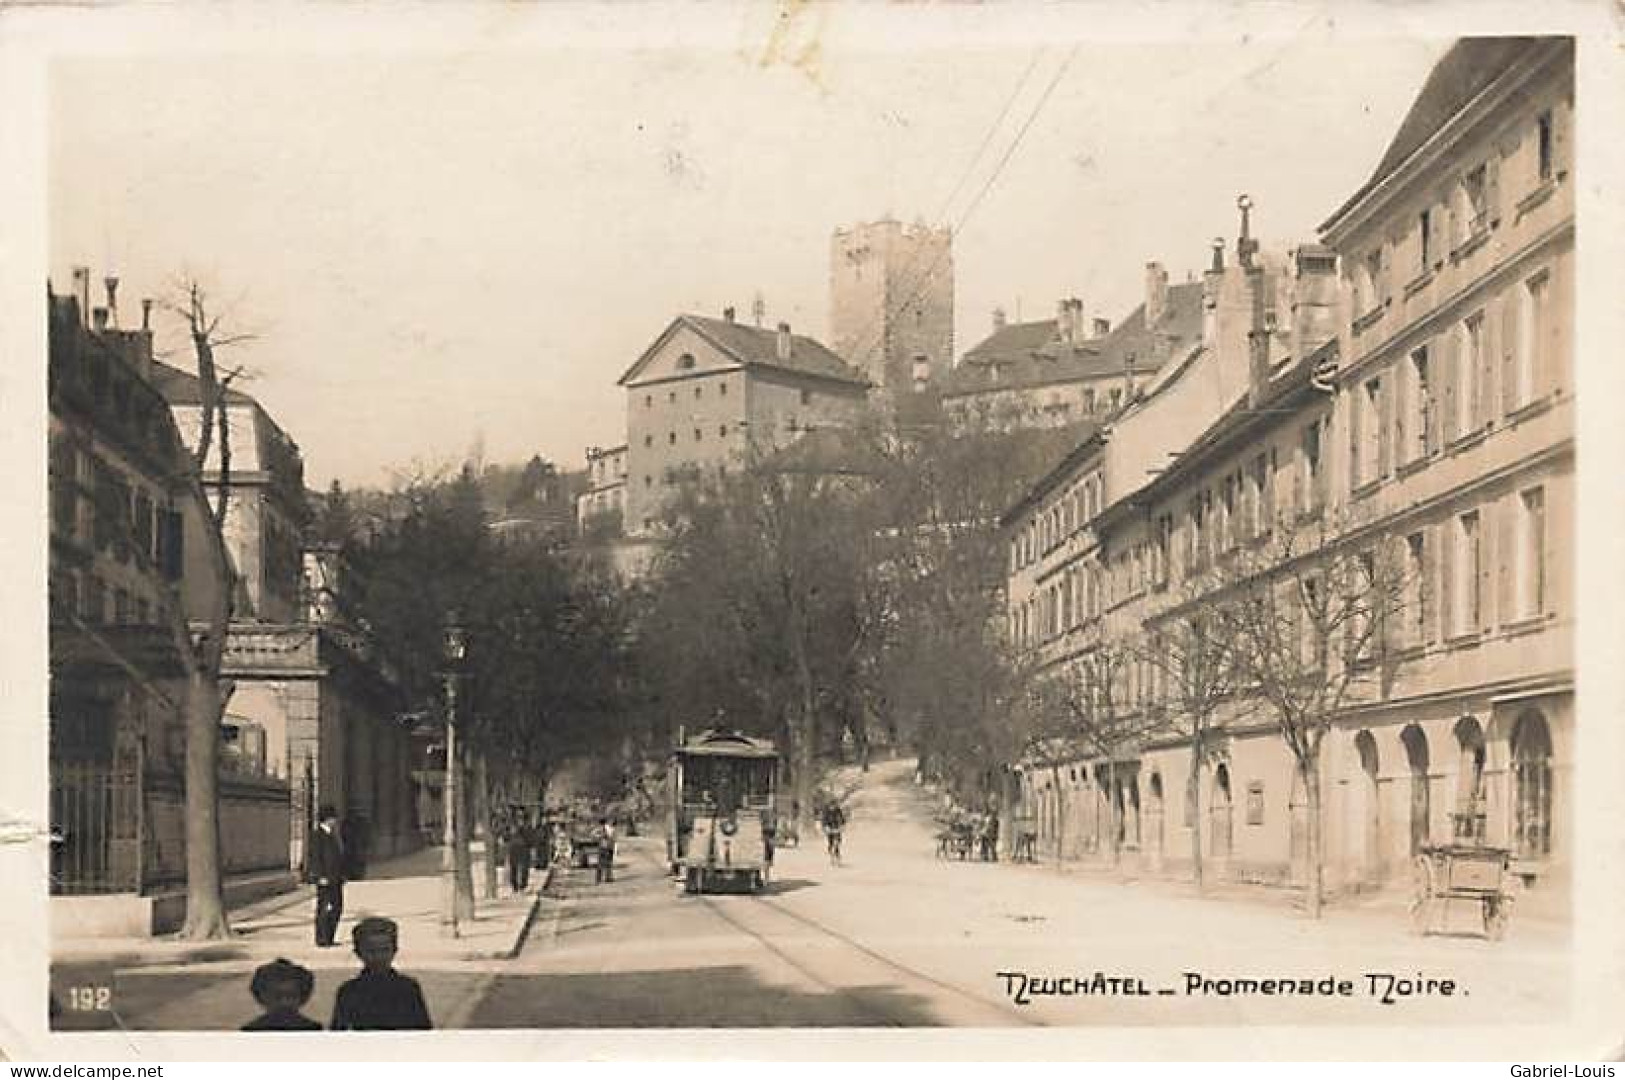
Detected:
[1484,895,1510,941]
[684,868,699,895]
[1409,856,1434,934]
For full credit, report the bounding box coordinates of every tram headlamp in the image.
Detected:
[720,814,739,837]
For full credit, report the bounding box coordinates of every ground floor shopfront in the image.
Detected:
[1012,683,1572,906]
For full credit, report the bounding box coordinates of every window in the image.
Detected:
[1453,717,1488,843]
[645,394,653,408]
[694,385,703,399]
[643,476,652,488]
[1516,487,1546,619]
[1453,510,1482,635]
[800,389,813,407]
[1153,514,1172,588]
[677,353,696,371]
[1462,163,1489,234]
[668,432,677,445]
[1512,272,1549,411]
[693,428,702,442]
[644,434,653,448]
[1405,531,1429,646]
[668,391,677,404]
[1418,209,1432,271]
[1362,248,1383,312]
[1409,346,1434,459]
[718,425,728,438]
[1300,420,1324,515]
[1457,316,1483,436]
[1511,710,1553,858]
[720,382,728,397]
[1536,111,1554,183]
[1355,376,1384,487]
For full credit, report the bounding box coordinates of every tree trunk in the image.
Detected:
[1107,758,1121,868]
[179,668,230,939]
[1188,737,1205,894]
[1303,757,1325,919]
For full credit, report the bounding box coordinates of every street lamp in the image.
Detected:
[441,611,468,937]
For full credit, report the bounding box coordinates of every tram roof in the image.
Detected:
[675,729,780,759]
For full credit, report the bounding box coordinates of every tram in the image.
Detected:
[666,729,779,894]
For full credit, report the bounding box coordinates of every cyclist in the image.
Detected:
[821,801,847,865]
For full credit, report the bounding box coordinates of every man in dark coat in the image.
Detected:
[504,807,531,893]
[330,917,432,1031]
[308,806,346,948]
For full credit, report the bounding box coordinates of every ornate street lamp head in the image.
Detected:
[442,612,467,664]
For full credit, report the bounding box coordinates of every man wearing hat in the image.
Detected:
[330,917,432,1030]
[308,805,346,947]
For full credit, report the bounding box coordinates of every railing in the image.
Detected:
[50,763,141,895]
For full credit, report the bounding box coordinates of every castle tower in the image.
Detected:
[829,219,954,402]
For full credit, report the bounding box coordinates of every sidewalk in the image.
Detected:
[54,845,548,973]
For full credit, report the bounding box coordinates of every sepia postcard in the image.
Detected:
[2,0,1623,1063]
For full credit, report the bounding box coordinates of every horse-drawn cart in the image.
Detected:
[1411,841,1514,939]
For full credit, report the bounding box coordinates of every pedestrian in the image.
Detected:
[505,806,531,893]
[242,958,321,1032]
[821,801,846,865]
[594,817,617,884]
[981,810,1000,862]
[308,805,346,948]
[330,917,433,1031]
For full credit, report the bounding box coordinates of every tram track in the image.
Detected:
[672,855,1037,1028]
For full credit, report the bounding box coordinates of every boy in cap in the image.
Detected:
[330,916,432,1030]
[242,958,321,1031]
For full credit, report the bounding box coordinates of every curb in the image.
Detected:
[500,865,555,961]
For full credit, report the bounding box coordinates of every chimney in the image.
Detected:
[103,275,120,327]
[1092,317,1111,338]
[72,267,90,327]
[141,298,153,331]
[992,307,1007,332]
[1247,261,1270,407]
[1145,261,1169,326]
[92,307,109,331]
[1289,244,1340,362]
[723,306,736,324]
[1235,193,1259,270]
[776,322,792,362]
[1057,298,1084,346]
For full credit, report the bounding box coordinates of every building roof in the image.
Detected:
[619,315,870,389]
[1321,36,1552,233]
[941,281,1204,400]
[147,358,260,407]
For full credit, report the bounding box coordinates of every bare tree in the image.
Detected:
[1219,513,1409,918]
[160,279,256,940]
[1022,639,1140,866]
[1134,575,1243,893]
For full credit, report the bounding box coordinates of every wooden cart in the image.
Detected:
[1410,842,1513,939]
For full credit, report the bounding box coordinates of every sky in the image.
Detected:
[49,24,1448,489]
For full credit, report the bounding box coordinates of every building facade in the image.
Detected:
[151,360,423,876]
[1000,37,1573,910]
[48,279,291,936]
[576,444,628,533]
[617,311,870,534]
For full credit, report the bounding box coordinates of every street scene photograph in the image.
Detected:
[21,7,1588,1052]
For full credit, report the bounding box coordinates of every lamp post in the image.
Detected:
[441,612,468,937]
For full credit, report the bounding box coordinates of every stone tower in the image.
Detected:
[829,219,954,402]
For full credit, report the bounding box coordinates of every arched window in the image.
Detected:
[1511,710,1553,857]
[1452,716,1487,842]
[1401,724,1431,855]
[677,352,696,370]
